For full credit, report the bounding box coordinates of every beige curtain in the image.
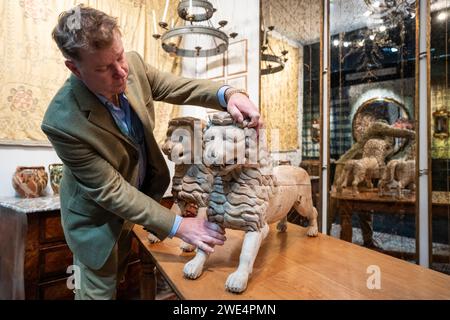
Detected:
[260,35,300,152]
[0,0,180,146]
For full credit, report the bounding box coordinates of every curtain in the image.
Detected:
[0,0,180,146]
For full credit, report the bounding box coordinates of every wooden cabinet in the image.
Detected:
[24,210,74,299]
[25,210,141,300]
[0,196,140,300]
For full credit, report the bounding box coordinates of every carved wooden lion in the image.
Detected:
[164,112,318,293]
[379,159,415,198]
[335,157,380,194]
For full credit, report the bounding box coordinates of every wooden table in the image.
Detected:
[331,190,450,242]
[133,222,450,300]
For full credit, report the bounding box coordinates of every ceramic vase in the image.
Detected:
[12,166,48,198]
[48,163,63,195]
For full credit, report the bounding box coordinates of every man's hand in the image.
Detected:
[227,93,263,131]
[175,217,226,254]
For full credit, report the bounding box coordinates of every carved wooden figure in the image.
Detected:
[379,159,416,198]
[336,157,379,194]
[164,112,318,293]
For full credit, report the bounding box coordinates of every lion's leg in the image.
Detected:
[293,192,319,237]
[352,167,364,194]
[146,232,161,243]
[397,181,404,199]
[276,216,288,232]
[225,224,269,293]
[183,249,209,280]
[366,176,374,189]
[336,167,349,193]
[179,242,196,252]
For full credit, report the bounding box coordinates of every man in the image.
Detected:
[42,5,261,299]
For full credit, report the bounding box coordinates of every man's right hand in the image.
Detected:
[175,218,226,254]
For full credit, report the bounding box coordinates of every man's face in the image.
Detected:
[66,32,129,99]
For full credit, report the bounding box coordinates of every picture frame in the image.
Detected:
[226,39,248,76]
[226,75,247,91]
[211,77,226,85]
[433,109,449,139]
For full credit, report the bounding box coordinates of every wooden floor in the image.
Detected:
[133,223,450,300]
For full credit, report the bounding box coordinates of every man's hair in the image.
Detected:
[52,5,121,61]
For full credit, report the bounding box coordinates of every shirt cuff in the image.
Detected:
[168,214,183,238]
[217,85,231,109]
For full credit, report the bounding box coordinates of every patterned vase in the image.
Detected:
[12,166,48,198]
[48,163,63,195]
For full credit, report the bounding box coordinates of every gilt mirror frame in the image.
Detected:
[351,97,413,156]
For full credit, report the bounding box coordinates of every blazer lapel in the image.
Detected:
[70,75,136,150]
[125,75,168,178]
[124,74,152,136]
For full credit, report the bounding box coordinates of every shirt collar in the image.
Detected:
[95,93,129,110]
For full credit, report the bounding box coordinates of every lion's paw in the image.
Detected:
[307,225,318,237]
[225,271,249,293]
[147,232,161,243]
[276,221,287,233]
[183,259,204,279]
[180,241,196,252]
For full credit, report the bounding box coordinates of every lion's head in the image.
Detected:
[162,117,211,215]
[203,112,269,174]
[162,117,205,165]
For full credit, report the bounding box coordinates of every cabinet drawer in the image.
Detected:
[39,211,65,244]
[38,277,74,300]
[39,244,73,280]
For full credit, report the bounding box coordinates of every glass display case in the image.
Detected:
[260,0,323,228]
[430,0,450,275]
[327,0,418,260]
[258,0,449,275]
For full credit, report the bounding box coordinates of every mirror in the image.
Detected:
[352,98,410,142]
[352,97,411,154]
[328,0,418,261]
[260,0,323,227]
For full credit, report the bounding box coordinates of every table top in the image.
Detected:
[0,195,60,214]
[133,222,450,300]
[331,189,415,203]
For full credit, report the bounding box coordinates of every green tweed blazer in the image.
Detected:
[41,51,223,270]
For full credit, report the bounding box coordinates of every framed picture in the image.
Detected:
[226,75,247,91]
[226,39,247,76]
[206,53,225,79]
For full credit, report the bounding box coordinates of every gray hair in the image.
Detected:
[52,5,121,61]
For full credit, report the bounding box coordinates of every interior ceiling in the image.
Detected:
[261,0,375,44]
[261,0,448,45]
[261,0,322,45]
